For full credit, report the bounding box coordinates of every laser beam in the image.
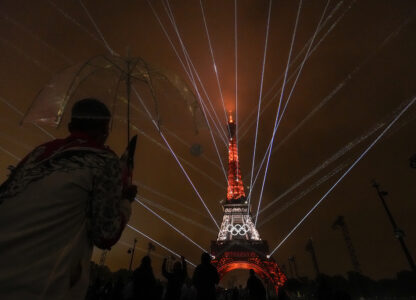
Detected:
[247,0,274,212]
[161,0,228,141]
[0,96,55,139]
[269,96,416,256]
[247,12,414,196]
[137,195,217,235]
[135,198,208,253]
[239,0,354,140]
[199,0,229,127]
[127,224,196,267]
[133,87,220,229]
[234,0,239,145]
[0,145,20,161]
[254,0,304,225]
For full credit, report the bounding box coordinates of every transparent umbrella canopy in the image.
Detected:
[22,54,204,141]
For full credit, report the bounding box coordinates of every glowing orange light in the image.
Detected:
[212,257,287,293]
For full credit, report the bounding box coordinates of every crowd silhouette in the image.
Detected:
[86,252,278,300]
[86,251,416,300]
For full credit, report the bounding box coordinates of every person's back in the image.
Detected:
[246,269,266,300]
[162,256,187,300]
[133,256,156,299]
[0,99,134,299]
[192,253,219,300]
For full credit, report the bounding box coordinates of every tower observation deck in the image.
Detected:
[211,115,286,292]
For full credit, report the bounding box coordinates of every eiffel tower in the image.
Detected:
[210,115,286,292]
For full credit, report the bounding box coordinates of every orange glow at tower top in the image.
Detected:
[228,112,233,123]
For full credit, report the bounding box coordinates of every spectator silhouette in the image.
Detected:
[0,99,135,299]
[333,290,351,300]
[162,256,187,300]
[246,269,266,300]
[180,278,196,300]
[277,285,290,300]
[231,287,239,300]
[192,252,220,300]
[316,276,332,300]
[132,255,156,299]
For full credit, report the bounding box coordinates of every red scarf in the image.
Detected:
[19,131,112,167]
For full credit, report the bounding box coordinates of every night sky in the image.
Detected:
[0,0,415,282]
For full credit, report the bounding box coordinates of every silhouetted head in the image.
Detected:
[140,255,152,269]
[68,98,111,144]
[201,252,211,264]
[249,269,255,276]
[173,261,182,273]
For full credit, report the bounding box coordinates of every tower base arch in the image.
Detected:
[211,240,286,293]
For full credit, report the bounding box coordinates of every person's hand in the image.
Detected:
[123,185,137,202]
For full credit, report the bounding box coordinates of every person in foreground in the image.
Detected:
[0,99,135,299]
[192,252,220,300]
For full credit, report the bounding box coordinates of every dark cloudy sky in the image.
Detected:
[0,0,415,281]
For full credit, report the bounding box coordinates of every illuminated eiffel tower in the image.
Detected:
[217,115,260,241]
[211,115,286,291]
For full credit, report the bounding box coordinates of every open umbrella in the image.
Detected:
[22,54,204,187]
[22,54,203,141]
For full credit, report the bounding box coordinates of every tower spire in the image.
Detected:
[226,113,246,202]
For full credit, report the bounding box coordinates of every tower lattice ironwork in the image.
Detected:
[211,115,286,292]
